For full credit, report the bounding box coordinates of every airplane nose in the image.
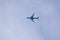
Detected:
[27,17,30,19]
[27,17,29,19]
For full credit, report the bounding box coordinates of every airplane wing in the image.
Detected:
[31,13,35,17]
[31,19,34,22]
[31,13,35,22]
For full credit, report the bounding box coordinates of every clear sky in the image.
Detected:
[0,0,60,40]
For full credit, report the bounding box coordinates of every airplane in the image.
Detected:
[27,13,39,22]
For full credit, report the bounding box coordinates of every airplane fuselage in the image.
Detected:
[27,17,38,19]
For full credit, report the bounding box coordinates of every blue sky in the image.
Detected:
[0,0,60,40]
